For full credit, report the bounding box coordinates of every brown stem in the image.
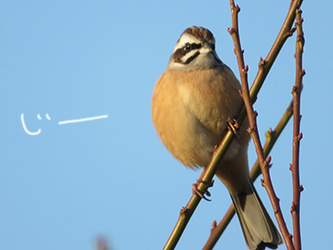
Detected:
[228,1,295,249]
[250,0,303,101]
[291,9,305,250]
[203,100,294,250]
[163,0,303,249]
[163,132,237,250]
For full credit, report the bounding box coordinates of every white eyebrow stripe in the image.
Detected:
[173,34,200,52]
[58,115,108,125]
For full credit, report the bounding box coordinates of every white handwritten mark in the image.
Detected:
[58,115,108,125]
[21,113,108,136]
[21,113,45,135]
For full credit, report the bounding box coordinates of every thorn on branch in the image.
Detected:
[291,85,299,94]
[211,220,217,229]
[296,34,305,43]
[288,234,294,241]
[286,28,296,37]
[265,128,273,139]
[290,202,297,213]
[230,4,241,14]
[296,35,305,51]
[242,65,248,73]
[258,57,267,68]
[296,8,303,16]
[296,69,306,79]
[227,27,236,34]
[180,207,188,214]
[289,163,293,171]
[297,132,303,141]
[293,133,303,143]
[247,127,256,135]
[265,156,272,164]
[274,208,281,215]
[299,185,304,192]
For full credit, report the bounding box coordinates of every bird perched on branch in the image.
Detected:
[151,26,282,250]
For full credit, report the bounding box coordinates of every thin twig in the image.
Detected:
[163,132,236,250]
[163,0,303,249]
[250,0,303,101]
[227,1,294,249]
[203,100,294,250]
[291,9,305,250]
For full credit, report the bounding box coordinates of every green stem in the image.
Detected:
[163,0,303,249]
[203,100,293,250]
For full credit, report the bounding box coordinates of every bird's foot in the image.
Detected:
[227,118,239,136]
[192,179,214,201]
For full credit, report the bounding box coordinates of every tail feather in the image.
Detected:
[231,185,282,250]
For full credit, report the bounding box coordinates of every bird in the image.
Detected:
[151,26,282,250]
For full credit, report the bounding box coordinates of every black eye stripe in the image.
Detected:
[183,51,200,64]
[172,43,203,63]
[183,43,201,52]
[177,43,202,56]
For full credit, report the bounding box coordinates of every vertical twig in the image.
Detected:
[163,0,304,249]
[203,100,294,250]
[291,9,305,250]
[227,1,295,249]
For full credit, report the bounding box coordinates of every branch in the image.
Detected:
[163,132,237,250]
[227,1,294,249]
[163,0,303,249]
[203,100,294,250]
[291,9,305,250]
[250,0,303,101]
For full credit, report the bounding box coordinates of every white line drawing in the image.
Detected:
[58,115,108,125]
[21,113,108,136]
[21,113,43,136]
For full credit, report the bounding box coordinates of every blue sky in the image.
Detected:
[1,0,331,249]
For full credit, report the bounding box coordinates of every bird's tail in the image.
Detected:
[231,184,283,250]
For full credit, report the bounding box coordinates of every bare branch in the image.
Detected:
[163,132,237,250]
[163,1,304,249]
[227,1,294,249]
[291,9,305,250]
[203,100,294,250]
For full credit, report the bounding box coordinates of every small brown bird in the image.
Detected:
[151,26,282,250]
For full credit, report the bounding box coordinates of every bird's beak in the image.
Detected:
[200,44,213,54]
[201,44,222,64]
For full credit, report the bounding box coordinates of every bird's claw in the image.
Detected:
[227,118,239,136]
[192,179,214,201]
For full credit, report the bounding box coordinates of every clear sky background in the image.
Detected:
[1,1,331,249]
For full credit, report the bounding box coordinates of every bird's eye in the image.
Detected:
[184,43,192,51]
[211,44,215,50]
